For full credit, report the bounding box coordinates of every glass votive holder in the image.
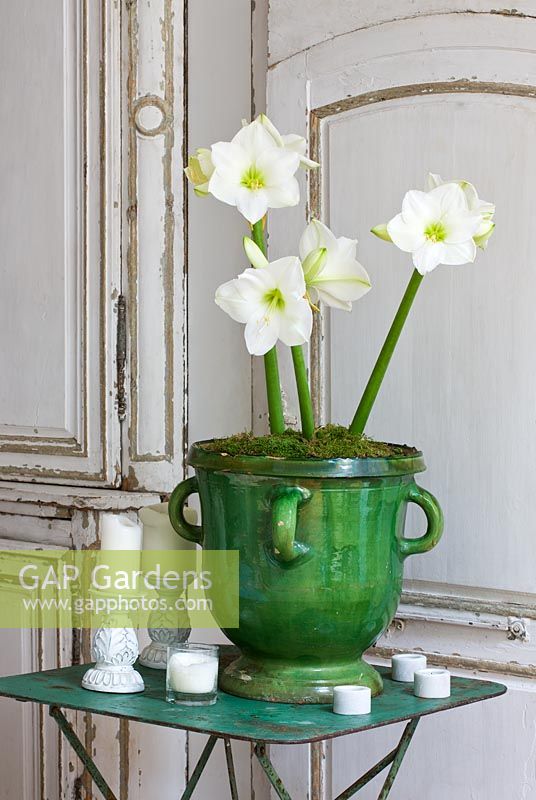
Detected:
[166,643,219,706]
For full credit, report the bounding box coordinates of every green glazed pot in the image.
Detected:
[169,442,443,704]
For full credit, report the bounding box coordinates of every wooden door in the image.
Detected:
[266,3,536,798]
[0,0,263,797]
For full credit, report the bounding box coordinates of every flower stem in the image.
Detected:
[251,219,285,434]
[349,268,424,435]
[291,345,315,440]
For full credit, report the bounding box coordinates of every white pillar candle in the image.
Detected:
[414,668,451,699]
[168,651,219,694]
[101,514,143,551]
[332,685,371,715]
[391,653,427,682]
[140,502,196,551]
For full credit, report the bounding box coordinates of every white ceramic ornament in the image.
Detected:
[332,685,372,715]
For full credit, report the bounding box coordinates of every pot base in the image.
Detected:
[219,653,383,704]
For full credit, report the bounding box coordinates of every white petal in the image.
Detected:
[441,239,477,265]
[336,236,358,261]
[257,148,301,185]
[430,183,468,214]
[234,187,269,224]
[277,298,313,346]
[299,220,321,260]
[258,114,284,146]
[401,190,438,226]
[210,141,249,173]
[314,291,352,311]
[263,179,300,209]
[233,119,278,158]
[244,311,279,356]
[413,241,445,274]
[215,278,254,323]
[208,170,240,207]
[443,212,481,243]
[312,261,371,307]
[280,133,307,155]
[269,257,306,296]
[387,213,426,253]
[299,219,337,260]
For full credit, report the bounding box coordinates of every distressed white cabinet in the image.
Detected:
[266,3,536,798]
[0,0,259,797]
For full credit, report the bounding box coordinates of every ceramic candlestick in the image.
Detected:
[391,653,427,682]
[414,668,451,698]
[332,685,372,715]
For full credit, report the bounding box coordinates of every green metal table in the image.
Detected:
[0,653,505,800]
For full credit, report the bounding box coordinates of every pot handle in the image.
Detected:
[168,477,204,546]
[270,487,312,564]
[399,484,444,558]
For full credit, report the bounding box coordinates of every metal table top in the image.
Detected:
[0,656,506,745]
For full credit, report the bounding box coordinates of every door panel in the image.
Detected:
[0,0,121,485]
[327,93,536,593]
[267,5,536,798]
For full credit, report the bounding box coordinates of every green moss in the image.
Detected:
[202,425,418,460]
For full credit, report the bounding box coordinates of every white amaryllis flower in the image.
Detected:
[256,114,319,170]
[215,257,312,356]
[184,148,214,196]
[427,173,495,249]
[299,220,371,310]
[383,184,482,274]
[208,120,301,224]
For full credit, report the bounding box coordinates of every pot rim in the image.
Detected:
[188,440,426,478]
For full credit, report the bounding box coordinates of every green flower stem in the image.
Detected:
[251,220,285,435]
[291,345,315,440]
[349,268,424,436]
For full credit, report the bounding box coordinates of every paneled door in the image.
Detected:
[266,3,536,798]
[0,0,122,487]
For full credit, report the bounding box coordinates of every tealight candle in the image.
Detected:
[414,668,451,699]
[391,653,427,682]
[166,643,219,706]
[333,685,371,715]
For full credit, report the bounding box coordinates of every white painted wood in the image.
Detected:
[187,0,253,448]
[267,4,536,798]
[268,0,536,65]
[0,0,122,486]
[122,0,188,492]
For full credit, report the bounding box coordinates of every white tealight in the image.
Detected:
[333,685,371,715]
[391,653,427,683]
[414,668,451,699]
[168,651,219,694]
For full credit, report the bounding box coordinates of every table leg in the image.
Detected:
[376,718,419,799]
[49,706,118,800]
[224,737,239,800]
[335,718,420,800]
[180,734,219,800]
[254,742,293,800]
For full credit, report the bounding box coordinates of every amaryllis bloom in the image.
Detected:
[382,184,482,274]
[299,220,371,310]
[208,120,301,224]
[184,148,214,196]
[215,258,312,356]
[257,114,319,170]
[427,173,495,249]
